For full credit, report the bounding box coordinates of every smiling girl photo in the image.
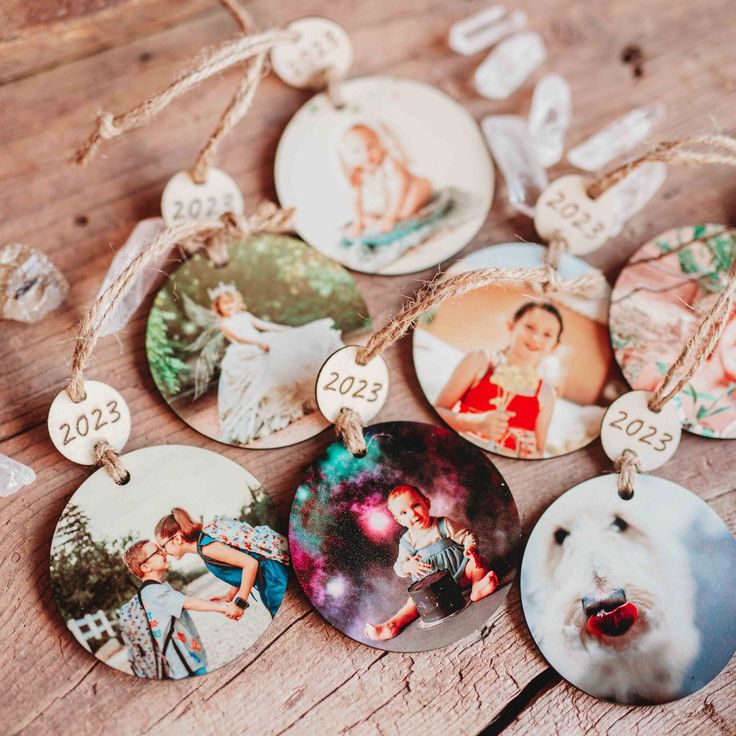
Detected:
[412,244,615,459]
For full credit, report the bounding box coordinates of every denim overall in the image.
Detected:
[400,517,468,584]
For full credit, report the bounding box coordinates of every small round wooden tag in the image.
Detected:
[161,168,244,226]
[534,174,615,256]
[271,17,353,89]
[315,346,389,423]
[48,381,132,465]
[601,390,681,471]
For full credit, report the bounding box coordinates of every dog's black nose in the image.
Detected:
[582,588,627,617]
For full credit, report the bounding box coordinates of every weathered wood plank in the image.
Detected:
[1,0,735,734]
[0,0,221,84]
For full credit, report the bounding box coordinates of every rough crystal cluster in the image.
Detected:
[601,162,668,236]
[528,74,572,167]
[96,218,167,336]
[0,243,69,323]
[0,453,35,497]
[567,104,666,171]
[449,5,527,57]
[451,5,668,233]
[482,115,548,216]
[475,32,546,100]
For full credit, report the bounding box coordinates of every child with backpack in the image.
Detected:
[120,539,242,679]
[154,507,289,619]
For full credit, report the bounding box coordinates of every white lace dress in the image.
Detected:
[217,312,343,444]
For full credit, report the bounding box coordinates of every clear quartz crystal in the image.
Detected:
[0,243,68,323]
[528,73,572,167]
[600,162,668,236]
[567,103,666,171]
[482,115,548,217]
[0,453,35,497]
[97,218,167,336]
[474,31,546,100]
[449,6,527,56]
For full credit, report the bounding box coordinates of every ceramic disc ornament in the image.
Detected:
[146,234,370,449]
[275,76,494,275]
[412,243,614,459]
[521,474,736,704]
[289,421,522,652]
[49,445,290,680]
[610,225,736,438]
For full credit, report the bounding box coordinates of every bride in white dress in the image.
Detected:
[207,283,343,445]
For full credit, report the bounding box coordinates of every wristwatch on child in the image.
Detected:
[233,596,249,610]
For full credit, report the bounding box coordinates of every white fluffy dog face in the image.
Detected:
[522,476,700,704]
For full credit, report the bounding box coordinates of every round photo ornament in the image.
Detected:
[47,220,294,682]
[275,75,494,275]
[146,233,370,449]
[289,421,521,653]
[521,256,736,704]
[610,224,736,439]
[412,243,614,459]
[521,473,736,705]
[50,446,289,680]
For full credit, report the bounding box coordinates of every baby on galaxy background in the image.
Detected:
[364,484,499,640]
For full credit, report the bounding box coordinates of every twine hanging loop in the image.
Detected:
[615,449,641,500]
[334,265,607,453]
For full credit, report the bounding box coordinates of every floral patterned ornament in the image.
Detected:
[610,225,736,438]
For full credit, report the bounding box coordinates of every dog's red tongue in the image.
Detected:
[586,602,639,637]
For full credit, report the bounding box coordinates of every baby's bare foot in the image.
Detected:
[364,621,401,641]
[470,571,499,601]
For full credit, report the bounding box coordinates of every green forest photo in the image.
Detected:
[146,234,370,449]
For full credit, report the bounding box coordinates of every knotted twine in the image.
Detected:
[586,137,736,496]
[72,0,295,178]
[543,135,736,264]
[587,134,736,199]
[67,205,293,483]
[335,233,736,501]
[335,265,608,455]
[72,0,347,180]
[614,238,736,499]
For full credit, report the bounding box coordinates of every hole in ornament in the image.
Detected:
[74,214,89,227]
[618,485,634,501]
[116,470,131,486]
[139,51,153,63]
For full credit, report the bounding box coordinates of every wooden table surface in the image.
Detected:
[1,1,735,734]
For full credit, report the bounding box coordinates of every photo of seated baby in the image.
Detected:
[335,120,475,272]
[289,422,522,653]
[275,77,493,275]
[364,484,499,641]
[339,123,434,238]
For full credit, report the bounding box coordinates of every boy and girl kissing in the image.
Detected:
[122,508,288,679]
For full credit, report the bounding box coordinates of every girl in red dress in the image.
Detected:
[434,302,563,458]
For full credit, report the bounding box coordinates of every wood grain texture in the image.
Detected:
[1,1,735,734]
